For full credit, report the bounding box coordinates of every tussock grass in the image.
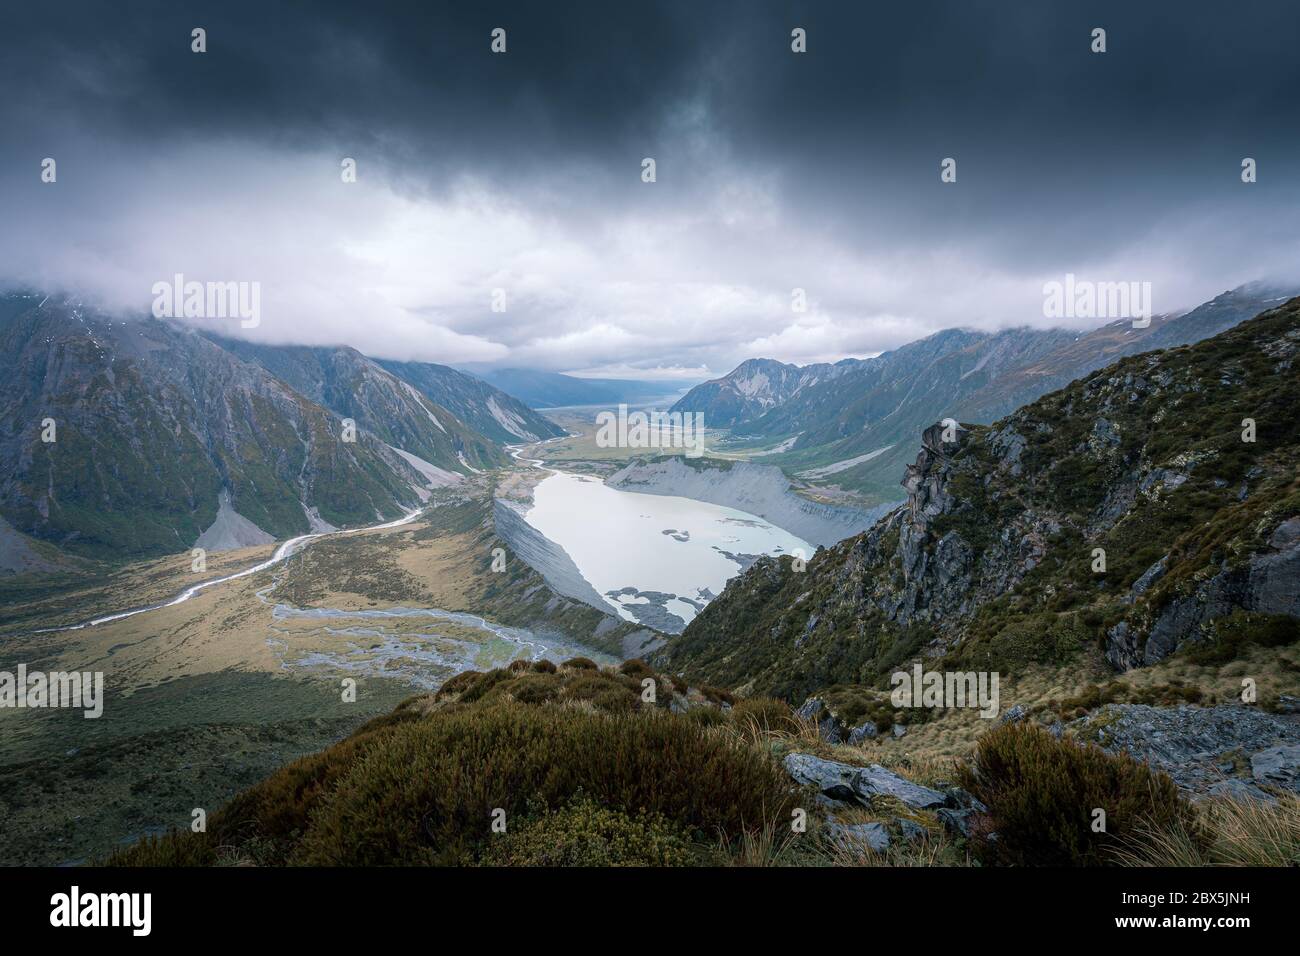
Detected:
[1113,794,1300,867]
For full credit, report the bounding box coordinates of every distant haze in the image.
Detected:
[2,1,1299,379]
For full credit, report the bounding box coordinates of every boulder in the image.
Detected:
[946,787,988,813]
[1203,779,1275,804]
[783,753,948,810]
[847,721,879,745]
[824,821,890,853]
[1070,703,1299,797]
[782,753,864,805]
[897,818,927,842]
[852,764,948,809]
[937,807,976,838]
[998,703,1027,726]
[1251,744,1300,794]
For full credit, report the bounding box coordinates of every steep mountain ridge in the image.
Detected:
[670,356,861,427]
[205,337,506,472]
[0,294,435,560]
[375,359,564,443]
[682,283,1298,502]
[658,297,1300,703]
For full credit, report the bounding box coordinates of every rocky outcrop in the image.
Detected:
[1070,703,1300,798]
[796,697,847,743]
[1120,521,1300,667]
[663,299,1300,697]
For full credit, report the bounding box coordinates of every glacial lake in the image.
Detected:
[523,470,813,631]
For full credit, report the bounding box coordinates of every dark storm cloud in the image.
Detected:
[2,1,1298,373]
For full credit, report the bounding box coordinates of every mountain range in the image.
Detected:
[673,283,1300,501]
[0,294,552,562]
[659,296,1300,703]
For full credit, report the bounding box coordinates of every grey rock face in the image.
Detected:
[851,764,947,809]
[1070,703,1300,797]
[1105,621,1142,671]
[1128,555,1168,600]
[782,752,863,805]
[824,821,890,853]
[783,753,949,810]
[492,499,615,616]
[1204,779,1275,803]
[1139,530,1300,667]
[1250,744,1300,794]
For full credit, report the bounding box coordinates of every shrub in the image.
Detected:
[561,656,598,670]
[1182,611,1300,666]
[698,685,737,707]
[560,673,639,713]
[436,669,481,698]
[958,722,1198,866]
[478,797,699,866]
[619,658,654,678]
[291,702,797,865]
[113,699,797,866]
[531,659,557,674]
[480,673,559,706]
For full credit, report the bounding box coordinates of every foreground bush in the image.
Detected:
[958,722,1198,866]
[109,695,796,866]
[478,797,699,866]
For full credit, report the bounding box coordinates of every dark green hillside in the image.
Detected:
[0,294,429,560]
[659,298,1300,702]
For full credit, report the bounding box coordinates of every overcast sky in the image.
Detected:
[2,1,1298,379]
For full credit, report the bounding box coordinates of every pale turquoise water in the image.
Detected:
[524,470,812,627]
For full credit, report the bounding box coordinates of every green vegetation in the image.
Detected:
[958,722,1198,866]
[660,299,1300,706]
[478,797,700,866]
[106,662,799,866]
